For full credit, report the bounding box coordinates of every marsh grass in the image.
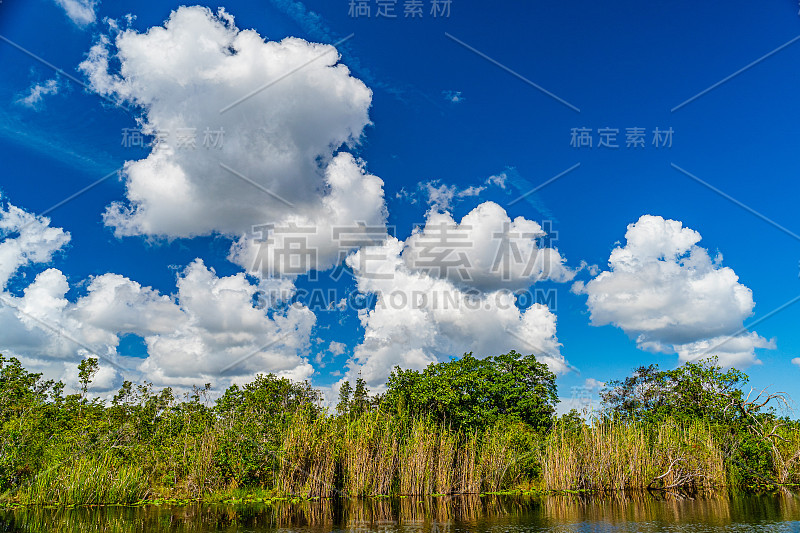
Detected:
[453,431,480,493]
[272,413,527,497]
[277,411,338,497]
[398,418,438,495]
[540,419,725,491]
[770,425,800,486]
[6,412,793,505]
[18,454,149,505]
[7,415,755,505]
[341,411,397,496]
[478,425,524,492]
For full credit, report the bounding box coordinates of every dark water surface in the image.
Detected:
[1,493,799,532]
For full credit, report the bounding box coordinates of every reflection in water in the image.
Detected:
[539,491,800,530]
[1,492,799,532]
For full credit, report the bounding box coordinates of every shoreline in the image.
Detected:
[4,485,800,510]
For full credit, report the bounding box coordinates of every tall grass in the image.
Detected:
[10,412,758,504]
[274,413,528,496]
[341,411,397,496]
[769,424,800,486]
[399,418,438,495]
[453,431,479,493]
[540,418,725,491]
[18,454,149,505]
[277,411,339,497]
[181,429,221,497]
[478,424,525,491]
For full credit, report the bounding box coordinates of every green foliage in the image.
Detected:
[0,355,63,492]
[17,454,149,505]
[77,358,99,397]
[601,357,797,489]
[0,352,798,505]
[600,358,749,424]
[337,380,352,416]
[351,376,370,417]
[212,374,320,489]
[383,351,558,432]
[554,409,586,436]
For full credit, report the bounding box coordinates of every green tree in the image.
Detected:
[213,374,320,486]
[601,357,793,487]
[77,358,99,397]
[383,351,558,431]
[0,355,62,490]
[352,375,370,416]
[337,380,352,416]
[600,357,749,424]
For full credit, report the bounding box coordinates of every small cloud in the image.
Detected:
[103,14,136,34]
[443,90,464,103]
[330,369,342,377]
[395,187,418,205]
[425,180,485,211]
[486,172,507,189]
[573,260,600,279]
[17,79,61,110]
[398,169,518,211]
[584,378,605,390]
[329,341,346,356]
[54,0,99,27]
[396,180,486,211]
[792,357,800,368]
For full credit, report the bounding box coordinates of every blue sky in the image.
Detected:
[1,0,800,409]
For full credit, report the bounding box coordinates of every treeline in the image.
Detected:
[0,352,798,505]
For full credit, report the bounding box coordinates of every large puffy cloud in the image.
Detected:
[72,273,185,336]
[0,200,315,393]
[343,202,571,388]
[403,202,573,292]
[138,259,315,386]
[574,215,774,367]
[228,153,387,278]
[79,6,387,276]
[0,206,122,386]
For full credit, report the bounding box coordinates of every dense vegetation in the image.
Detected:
[0,352,797,505]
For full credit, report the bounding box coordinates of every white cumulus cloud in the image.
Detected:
[78,6,387,277]
[0,201,70,289]
[0,199,315,393]
[343,202,572,388]
[402,202,573,292]
[574,215,774,367]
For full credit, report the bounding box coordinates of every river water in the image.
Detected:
[1,492,799,532]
